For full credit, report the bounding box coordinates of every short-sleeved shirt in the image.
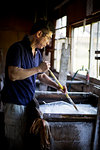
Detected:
[1,35,42,106]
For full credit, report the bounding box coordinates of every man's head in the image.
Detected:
[30,19,55,49]
[30,19,55,35]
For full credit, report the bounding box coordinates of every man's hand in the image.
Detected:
[58,85,67,94]
[38,61,50,73]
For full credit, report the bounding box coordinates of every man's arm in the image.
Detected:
[37,73,66,92]
[8,61,50,81]
[8,66,40,81]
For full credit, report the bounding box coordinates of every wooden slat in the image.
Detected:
[95,51,100,54]
[93,97,100,150]
[95,57,100,60]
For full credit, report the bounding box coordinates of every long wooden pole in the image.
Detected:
[49,69,78,111]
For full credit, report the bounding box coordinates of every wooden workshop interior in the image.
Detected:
[0,0,100,150]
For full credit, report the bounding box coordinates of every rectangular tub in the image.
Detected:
[35,91,98,150]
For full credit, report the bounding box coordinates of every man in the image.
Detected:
[1,19,66,150]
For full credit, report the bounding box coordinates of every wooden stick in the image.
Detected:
[49,69,78,111]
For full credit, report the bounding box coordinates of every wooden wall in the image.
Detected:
[0,0,100,74]
[0,15,33,74]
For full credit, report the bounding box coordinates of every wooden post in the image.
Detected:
[93,97,100,150]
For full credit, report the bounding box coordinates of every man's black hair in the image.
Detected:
[30,19,55,35]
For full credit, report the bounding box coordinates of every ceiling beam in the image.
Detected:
[54,0,70,10]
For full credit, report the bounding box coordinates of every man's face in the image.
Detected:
[35,31,53,49]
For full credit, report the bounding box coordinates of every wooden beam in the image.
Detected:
[54,0,70,10]
[95,51,100,54]
[93,97,100,150]
[95,57,100,60]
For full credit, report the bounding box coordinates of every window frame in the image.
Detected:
[71,19,100,80]
[54,16,67,72]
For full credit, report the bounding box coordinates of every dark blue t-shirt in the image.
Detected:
[1,35,42,106]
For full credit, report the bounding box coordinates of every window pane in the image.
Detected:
[54,16,67,72]
[90,22,100,79]
[55,30,61,39]
[56,16,67,29]
[60,28,66,38]
[98,21,100,50]
[73,25,90,75]
[98,22,100,79]
[92,23,98,50]
[61,16,67,27]
[90,22,98,78]
[56,18,61,29]
[55,28,66,39]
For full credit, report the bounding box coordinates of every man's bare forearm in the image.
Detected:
[37,73,59,90]
[8,66,41,81]
[8,61,50,81]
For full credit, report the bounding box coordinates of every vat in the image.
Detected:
[35,91,99,150]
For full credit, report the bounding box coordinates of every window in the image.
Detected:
[90,22,100,79]
[54,16,67,72]
[72,21,100,79]
[73,25,90,75]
